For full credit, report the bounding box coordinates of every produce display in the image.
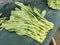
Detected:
[0,2,54,43]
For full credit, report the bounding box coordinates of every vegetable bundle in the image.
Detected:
[0,2,54,43]
[48,0,60,10]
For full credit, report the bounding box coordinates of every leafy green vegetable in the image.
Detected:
[1,2,54,43]
[48,0,60,10]
[0,13,6,31]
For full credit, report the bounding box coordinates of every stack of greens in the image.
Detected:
[0,2,54,43]
[48,0,60,10]
[0,13,6,31]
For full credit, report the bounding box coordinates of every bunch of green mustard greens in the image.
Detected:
[0,2,54,43]
[48,0,60,10]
